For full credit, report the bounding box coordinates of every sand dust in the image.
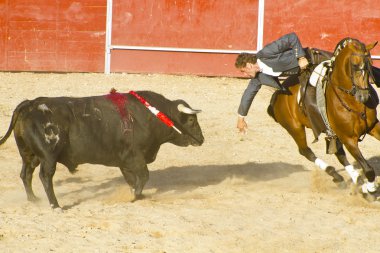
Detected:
[1,72,380,252]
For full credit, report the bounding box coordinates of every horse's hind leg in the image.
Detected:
[286,125,345,185]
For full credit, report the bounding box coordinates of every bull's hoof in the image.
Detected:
[68,168,78,174]
[52,207,64,213]
[131,194,145,202]
[50,204,63,212]
[27,195,39,202]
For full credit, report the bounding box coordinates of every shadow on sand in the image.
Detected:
[48,156,380,209]
[56,161,306,209]
[147,161,306,193]
[352,156,380,175]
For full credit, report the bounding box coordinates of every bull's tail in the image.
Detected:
[0,100,30,145]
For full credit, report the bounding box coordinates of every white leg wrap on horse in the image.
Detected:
[361,181,377,194]
[344,165,360,184]
[315,158,328,171]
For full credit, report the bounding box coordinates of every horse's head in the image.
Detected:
[333,38,377,103]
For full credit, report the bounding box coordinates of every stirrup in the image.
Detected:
[325,136,341,154]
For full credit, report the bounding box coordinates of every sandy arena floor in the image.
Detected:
[1,72,380,252]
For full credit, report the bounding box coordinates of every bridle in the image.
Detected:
[337,52,373,96]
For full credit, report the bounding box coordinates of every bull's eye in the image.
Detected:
[180,115,194,125]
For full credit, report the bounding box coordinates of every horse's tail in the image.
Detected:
[267,92,279,122]
[0,100,31,145]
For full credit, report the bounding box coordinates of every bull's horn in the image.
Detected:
[177,104,202,114]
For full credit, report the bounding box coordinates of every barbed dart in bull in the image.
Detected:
[129,90,182,134]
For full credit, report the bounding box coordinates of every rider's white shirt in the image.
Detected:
[257,59,282,77]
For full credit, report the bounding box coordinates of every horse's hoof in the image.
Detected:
[334,180,347,189]
[362,192,378,202]
[359,184,380,202]
[349,184,358,195]
[326,166,345,184]
[356,176,365,186]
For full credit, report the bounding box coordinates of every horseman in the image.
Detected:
[235,32,309,134]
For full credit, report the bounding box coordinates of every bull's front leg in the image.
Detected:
[120,152,149,201]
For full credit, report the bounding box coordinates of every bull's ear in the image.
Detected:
[366,41,378,51]
[177,104,202,114]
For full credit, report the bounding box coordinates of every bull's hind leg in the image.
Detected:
[16,139,41,202]
[286,125,345,185]
[39,160,60,209]
[20,155,40,201]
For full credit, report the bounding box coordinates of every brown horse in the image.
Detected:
[268,38,379,197]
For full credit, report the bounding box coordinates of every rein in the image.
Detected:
[331,84,367,120]
[339,52,372,95]
[329,71,369,142]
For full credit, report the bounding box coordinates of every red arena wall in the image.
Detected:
[0,0,379,76]
[0,0,106,72]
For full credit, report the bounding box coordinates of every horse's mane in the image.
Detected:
[332,37,366,58]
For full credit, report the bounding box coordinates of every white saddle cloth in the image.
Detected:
[309,60,331,87]
[297,60,332,104]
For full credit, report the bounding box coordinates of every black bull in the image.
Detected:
[0,90,204,209]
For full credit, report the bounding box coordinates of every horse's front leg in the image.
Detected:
[334,144,363,185]
[368,121,380,141]
[341,138,377,195]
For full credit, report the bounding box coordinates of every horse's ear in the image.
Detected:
[366,41,378,51]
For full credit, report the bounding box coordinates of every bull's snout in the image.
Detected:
[192,134,204,146]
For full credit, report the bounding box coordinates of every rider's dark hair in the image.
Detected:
[235,53,257,68]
